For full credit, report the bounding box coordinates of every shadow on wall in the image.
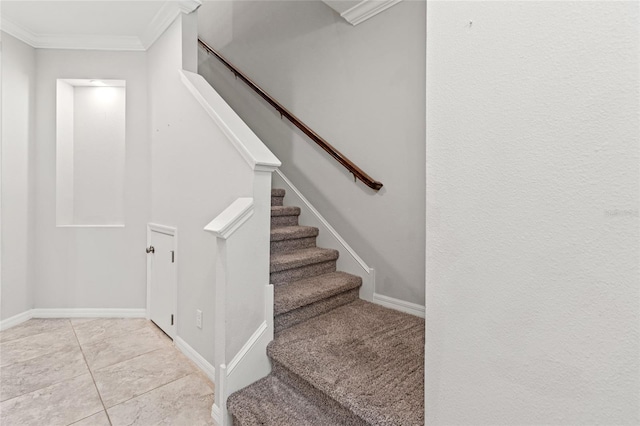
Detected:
[197,0,426,306]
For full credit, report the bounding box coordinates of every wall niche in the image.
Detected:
[56,79,126,227]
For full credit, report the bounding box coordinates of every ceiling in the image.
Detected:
[0,0,201,50]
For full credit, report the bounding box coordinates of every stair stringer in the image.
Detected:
[272,170,375,302]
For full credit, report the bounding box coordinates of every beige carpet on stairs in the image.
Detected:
[227,189,424,425]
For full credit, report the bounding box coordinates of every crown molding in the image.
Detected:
[40,34,144,51]
[341,0,402,26]
[139,0,201,50]
[176,0,202,14]
[0,0,201,51]
[0,17,39,47]
[0,16,145,51]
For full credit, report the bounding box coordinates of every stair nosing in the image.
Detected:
[271,206,300,217]
[228,374,366,425]
[267,300,425,426]
[270,225,319,241]
[274,272,362,315]
[270,247,339,273]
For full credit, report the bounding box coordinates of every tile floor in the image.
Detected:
[0,318,215,425]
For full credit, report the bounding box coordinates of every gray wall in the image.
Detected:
[198,0,426,305]
[1,32,36,320]
[33,48,149,310]
[426,2,639,424]
[148,13,253,366]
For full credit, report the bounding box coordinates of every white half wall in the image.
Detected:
[0,31,36,320]
[34,48,149,310]
[197,0,426,306]
[148,13,255,367]
[426,2,639,424]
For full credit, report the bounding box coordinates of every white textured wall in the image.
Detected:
[197,0,426,306]
[72,86,126,225]
[34,49,149,309]
[55,80,75,226]
[1,32,36,320]
[148,14,255,365]
[426,2,639,424]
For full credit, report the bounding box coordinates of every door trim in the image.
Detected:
[146,223,178,336]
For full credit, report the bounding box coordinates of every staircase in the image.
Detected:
[227,189,425,425]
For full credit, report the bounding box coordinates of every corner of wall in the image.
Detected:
[181,11,198,73]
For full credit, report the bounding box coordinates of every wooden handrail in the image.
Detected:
[198,38,383,191]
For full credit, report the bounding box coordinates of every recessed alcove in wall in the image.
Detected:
[56,79,126,227]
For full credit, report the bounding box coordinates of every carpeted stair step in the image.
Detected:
[227,374,366,426]
[270,247,338,285]
[275,272,362,333]
[271,188,285,207]
[267,300,425,426]
[271,206,301,227]
[271,225,319,254]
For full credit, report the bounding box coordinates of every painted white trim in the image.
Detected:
[227,321,267,374]
[0,18,145,51]
[0,310,33,331]
[341,0,403,26]
[176,0,202,14]
[148,223,177,236]
[204,198,254,240]
[0,1,200,51]
[211,363,227,426]
[174,336,215,382]
[264,284,274,337]
[179,70,281,172]
[211,402,224,426]
[373,294,425,318]
[56,225,125,228]
[0,18,39,47]
[273,169,375,301]
[32,34,144,51]
[1,309,148,330]
[275,170,370,272]
[139,1,200,50]
[31,308,147,318]
[221,316,271,426]
[146,224,179,338]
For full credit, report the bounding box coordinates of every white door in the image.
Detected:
[148,226,177,338]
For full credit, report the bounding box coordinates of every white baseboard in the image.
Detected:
[211,403,223,426]
[373,294,425,318]
[0,310,33,331]
[213,364,230,426]
[1,308,147,331]
[174,336,216,383]
[31,308,147,318]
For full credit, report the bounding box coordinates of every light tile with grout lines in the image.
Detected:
[0,318,214,426]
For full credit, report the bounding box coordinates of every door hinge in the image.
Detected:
[171,314,174,325]
[171,250,175,263]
